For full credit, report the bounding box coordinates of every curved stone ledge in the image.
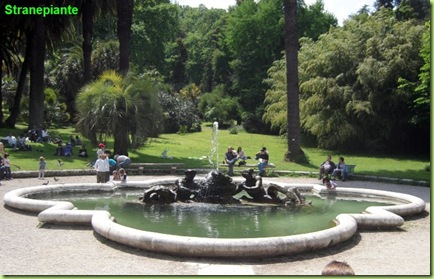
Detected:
[3,180,426,258]
[91,211,357,258]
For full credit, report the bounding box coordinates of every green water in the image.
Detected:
[44,190,392,238]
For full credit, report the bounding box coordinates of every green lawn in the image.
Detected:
[1,124,430,181]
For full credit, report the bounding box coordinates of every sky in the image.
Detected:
[171,0,376,25]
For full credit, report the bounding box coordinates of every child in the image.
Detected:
[112,170,121,181]
[119,168,127,183]
[38,156,47,179]
[323,176,337,189]
[94,154,109,183]
[96,143,105,159]
[3,153,12,180]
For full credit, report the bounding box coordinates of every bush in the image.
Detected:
[158,91,202,133]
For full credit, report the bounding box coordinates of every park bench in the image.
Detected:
[124,163,185,175]
[344,164,356,178]
[219,163,276,170]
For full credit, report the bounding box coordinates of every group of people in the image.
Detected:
[319,155,349,189]
[224,146,269,176]
[93,143,131,183]
[4,133,32,151]
[53,135,85,157]
[27,127,51,143]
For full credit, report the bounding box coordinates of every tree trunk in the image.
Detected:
[0,60,3,126]
[82,0,93,83]
[116,0,133,76]
[283,0,302,162]
[114,120,129,156]
[6,35,31,128]
[28,17,46,130]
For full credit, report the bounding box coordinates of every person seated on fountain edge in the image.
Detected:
[255,147,269,177]
[224,146,238,176]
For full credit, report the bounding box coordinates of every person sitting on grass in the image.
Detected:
[63,143,73,157]
[4,133,17,150]
[78,144,88,158]
[54,143,64,156]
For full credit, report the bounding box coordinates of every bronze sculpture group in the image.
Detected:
[139,169,310,206]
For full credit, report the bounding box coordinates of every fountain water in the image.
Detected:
[3,177,426,258]
[209,121,219,170]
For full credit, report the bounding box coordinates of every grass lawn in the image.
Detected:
[0,124,430,181]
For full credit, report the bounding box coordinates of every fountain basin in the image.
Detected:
[3,178,425,258]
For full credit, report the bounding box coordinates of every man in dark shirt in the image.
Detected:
[256,147,269,176]
[224,146,238,176]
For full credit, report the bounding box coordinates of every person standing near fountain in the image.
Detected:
[114,154,132,169]
[94,154,109,183]
[224,146,238,176]
[256,147,269,177]
[38,156,47,180]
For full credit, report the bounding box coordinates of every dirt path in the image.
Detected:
[0,175,430,275]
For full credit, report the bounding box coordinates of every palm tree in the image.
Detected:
[0,24,20,126]
[1,0,75,129]
[116,0,134,75]
[78,0,116,83]
[283,0,303,162]
[76,70,163,155]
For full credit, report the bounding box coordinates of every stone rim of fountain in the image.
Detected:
[3,178,426,258]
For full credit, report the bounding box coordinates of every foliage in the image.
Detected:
[131,0,179,73]
[225,0,337,133]
[178,5,229,93]
[158,91,202,133]
[20,87,70,128]
[75,70,163,153]
[397,21,430,127]
[91,40,120,78]
[198,84,241,127]
[297,0,337,40]
[264,9,428,153]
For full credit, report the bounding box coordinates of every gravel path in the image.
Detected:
[0,175,430,275]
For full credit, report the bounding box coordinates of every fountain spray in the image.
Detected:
[209,121,219,170]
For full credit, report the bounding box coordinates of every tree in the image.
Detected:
[283,0,302,162]
[78,0,115,84]
[76,71,163,155]
[225,0,337,133]
[131,0,178,73]
[116,0,134,75]
[28,15,47,130]
[264,9,427,153]
[297,0,337,41]
[0,20,20,126]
